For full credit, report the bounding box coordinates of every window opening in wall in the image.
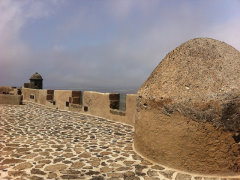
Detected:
[53,101,56,105]
[17,89,22,95]
[30,95,34,99]
[66,101,69,107]
[84,106,88,112]
[109,94,120,110]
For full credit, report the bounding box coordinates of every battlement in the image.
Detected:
[21,88,136,126]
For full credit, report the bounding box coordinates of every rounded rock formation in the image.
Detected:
[134,38,240,175]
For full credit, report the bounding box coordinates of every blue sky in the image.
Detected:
[0,0,240,92]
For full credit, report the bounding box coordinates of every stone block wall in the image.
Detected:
[0,94,22,105]
[21,88,136,126]
[0,86,16,94]
[53,90,72,110]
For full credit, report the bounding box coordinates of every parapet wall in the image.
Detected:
[0,86,17,94]
[22,88,136,126]
[0,94,22,105]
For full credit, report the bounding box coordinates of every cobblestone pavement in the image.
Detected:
[0,103,239,180]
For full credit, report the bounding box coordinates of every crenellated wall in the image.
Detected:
[22,88,136,126]
[54,90,73,110]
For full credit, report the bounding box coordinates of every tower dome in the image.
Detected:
[29,72,43,89]
[30,72,43,80]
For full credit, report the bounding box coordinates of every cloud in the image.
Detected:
[0,0,240,92]
[105,0,135,19]
[0,0,64,86]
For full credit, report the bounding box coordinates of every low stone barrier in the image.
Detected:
[21,88,136,126]
[0,94,22,105]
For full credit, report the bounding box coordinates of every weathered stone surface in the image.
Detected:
[74,147,84,153]
[29,176,44,180]
[147,170,159,177]
[1,159,25,164]
[79,152,91,158]
[100,167,113,173]
[44,164,68,171]
[151,165,164,170]
[8,171,26,177]
[137,38,240,131]
[158,170,174,179]
[60,175,80,179]
[71,161,85,169]
[38,160,51,164]
[48,172,57,179]
[14,162,32,170]
[31,168,47,175]
[107,172,123,178]
[176,173,192,180]
[134,38,240,175]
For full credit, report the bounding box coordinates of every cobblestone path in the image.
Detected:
[0,103,239,180]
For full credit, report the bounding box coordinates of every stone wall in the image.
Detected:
[54,90,72,111]
[21,88,136,126]
[0,94,22,105]
[82,91,136,126]
[22,88,39,103]
[0,86,15,94]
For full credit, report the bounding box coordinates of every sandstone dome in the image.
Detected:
[134,38,240,175]
[138,38,240,131]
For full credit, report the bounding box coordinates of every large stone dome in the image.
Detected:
[139,37,240,131]
[134,38,240,175]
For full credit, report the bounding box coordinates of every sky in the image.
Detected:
[0,0,240,93]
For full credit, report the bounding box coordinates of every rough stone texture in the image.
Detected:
[0,102,239,179]
[0,94,22,105]
[0,86,15,94]
[14,162,33,170]
[134,38,240,175]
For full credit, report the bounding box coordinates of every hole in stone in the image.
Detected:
[17,89,22,95]
[66,101,69,107]
[109,94,120,110]
[233,131,240,143]
[84,106,88,112]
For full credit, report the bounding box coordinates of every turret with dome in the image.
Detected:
[29,72,43,89]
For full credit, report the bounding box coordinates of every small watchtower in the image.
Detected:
[29,72,43,89]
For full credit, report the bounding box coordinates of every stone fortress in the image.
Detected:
[0,38,240,180]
